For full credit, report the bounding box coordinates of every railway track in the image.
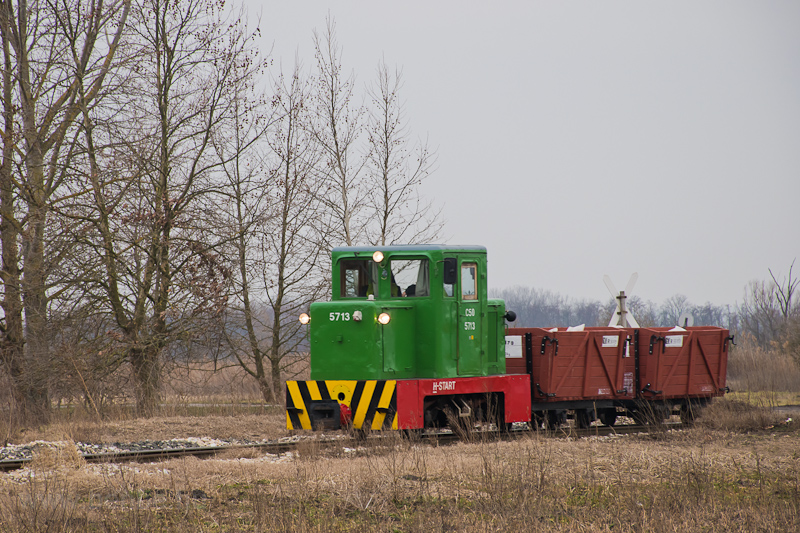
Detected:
[0,421,682,473]
[0,436,338,473]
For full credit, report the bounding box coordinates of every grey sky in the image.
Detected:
[249,1,800,306]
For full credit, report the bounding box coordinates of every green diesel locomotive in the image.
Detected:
[286,245,527,431]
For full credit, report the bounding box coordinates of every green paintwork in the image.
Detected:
[308,245,510,381]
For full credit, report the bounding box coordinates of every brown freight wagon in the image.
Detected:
[504,325,732,427]
[506,326,634,428]
[631,326,731,422]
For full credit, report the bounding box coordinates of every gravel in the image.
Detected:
[0,435,307,464]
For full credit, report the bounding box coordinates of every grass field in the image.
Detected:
[1,399,798,532]
[2,343,800,532]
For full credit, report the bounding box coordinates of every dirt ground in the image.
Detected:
[8,400,799,447]
[9,411,289,445]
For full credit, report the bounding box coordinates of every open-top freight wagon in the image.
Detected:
[286,245,731,432]
[505,325,731,428]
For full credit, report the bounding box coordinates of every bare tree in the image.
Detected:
[660,294,691,326]
[309,17,369,248]
[691,302,733,328]
[768,260,800,361]
[0,3,23,418]
[740,279,784,345]
[223,63,327,402]
[769,260,798,323]
[0,0,130,419]
[365,61,441,246]
[69,0,264,415]
[495,285,605,327]
[623,296,658,328]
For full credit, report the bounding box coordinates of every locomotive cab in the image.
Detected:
[308,245,505,381]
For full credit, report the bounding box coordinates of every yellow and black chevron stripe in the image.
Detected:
[286,380,398,430]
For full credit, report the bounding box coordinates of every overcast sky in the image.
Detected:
[246,1,799,307]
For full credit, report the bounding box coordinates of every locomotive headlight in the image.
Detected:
[298,313,310,325]
[377,312,391,325]
[372,250,384,263]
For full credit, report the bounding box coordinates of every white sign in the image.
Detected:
[602,335,619,348]
[665,335,684,348]
[505,335,523,359]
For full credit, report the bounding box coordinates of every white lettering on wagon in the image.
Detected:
[432,380,457,394]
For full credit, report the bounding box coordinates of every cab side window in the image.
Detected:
[443,257,456,297]
[340,260,377,297]
[390,258,429,297]
[461,263,477,300]
[443,282,454,297]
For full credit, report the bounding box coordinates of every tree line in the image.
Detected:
[0,2,440,421]
[494,260,800,364]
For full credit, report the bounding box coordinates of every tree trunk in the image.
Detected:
[270,358,282,406]
[0,24,26,416]
[21,161,51,417]
[130,346,161,416]
[258,373,275,405]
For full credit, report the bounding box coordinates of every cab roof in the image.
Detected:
[332,244,487,254]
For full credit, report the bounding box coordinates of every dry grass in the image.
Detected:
[728,390,800,408]
[161,362,266,406]
[728,336,800,394]
[1,363,292,445]
[3,346,800,531]
[696,398,789,432]
[2,424,799,532]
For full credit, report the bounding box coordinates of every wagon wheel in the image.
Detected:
[599,408,617,427]
[679,402,699,425]
[575,409,592,429]
[545,410,565,430]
